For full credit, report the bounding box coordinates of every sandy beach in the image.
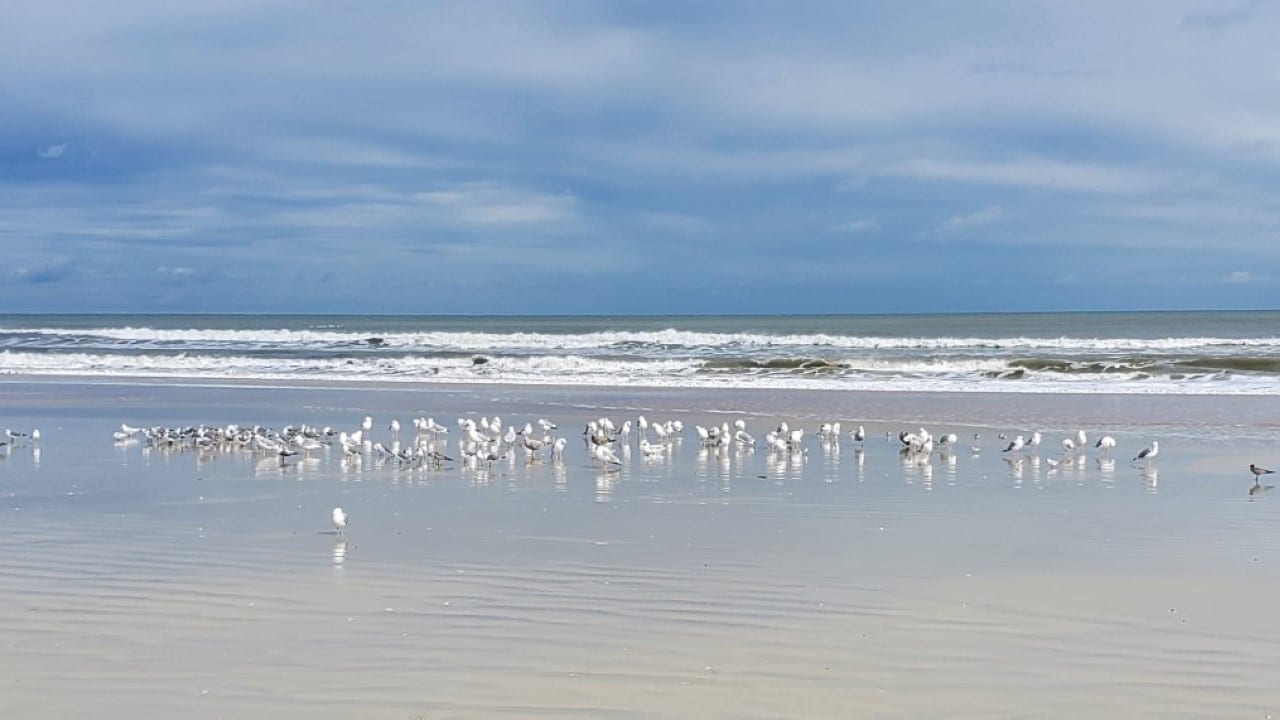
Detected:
[2,377,1278,718]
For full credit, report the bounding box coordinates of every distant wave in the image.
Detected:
[5,326,1280,354]
[0,350,1274,395]
[1,315,1278,395]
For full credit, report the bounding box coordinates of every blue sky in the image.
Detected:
[2,0,1279,314]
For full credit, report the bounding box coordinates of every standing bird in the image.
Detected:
[332,507,349,537]
[1002,435,1025,453]
[1095,435,1116,454]
[850,425,866,444]
[1133,441,1159,463]
[1251,464,1275,481]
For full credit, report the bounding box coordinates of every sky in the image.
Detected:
[2,0,1279,314]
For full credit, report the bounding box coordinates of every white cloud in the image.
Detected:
[38,143,68,159]
[1224,270,1256,283]
[938,205,1005,233]
[416,184,578,226]
[827,219,880,234]
[260,137,444,169]
[885,156,1163,195]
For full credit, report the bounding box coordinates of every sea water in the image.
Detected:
[0,311,1278,394]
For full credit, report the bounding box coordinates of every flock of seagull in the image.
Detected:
[103,412,1279,532]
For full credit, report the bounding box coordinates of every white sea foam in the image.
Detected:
[0,350,1274,395]
[6,326,1280,353]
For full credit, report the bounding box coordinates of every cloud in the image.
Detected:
[883,156,1163,195]
[259,137,444,169]
[1223,270,1257,283]
[7,263,74,285]
[938,206,1005,233]
[1182,0,1266,30]
[415,184,579,227]
[827,219,880,234]
[37,143,69,159]
[1,3,1279,312]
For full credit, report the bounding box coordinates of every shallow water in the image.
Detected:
[1,380,1279,718]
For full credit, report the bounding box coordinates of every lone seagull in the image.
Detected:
[332,507,349,537]
[1251,466,1275,496]
[1132,441,1159,463]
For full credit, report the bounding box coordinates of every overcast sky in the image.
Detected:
[2,1,1278,314]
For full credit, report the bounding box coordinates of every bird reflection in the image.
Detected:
[332,539,348,566]
[1096,457,1116,480]
[595,470,616,501]
[1005,457,1025,481]
[1141,466,1159,493]
[1250,480,1274,498]
[554,462,568,492]
[943,451,957,482]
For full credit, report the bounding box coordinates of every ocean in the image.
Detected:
[0,311,1278,394]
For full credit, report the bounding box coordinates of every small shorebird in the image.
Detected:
[1251,464,1275,480]
[332,507,349,536]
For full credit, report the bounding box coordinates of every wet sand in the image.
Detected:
[1,378,1278,718]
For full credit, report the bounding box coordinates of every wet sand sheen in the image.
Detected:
[1,380,1279,718]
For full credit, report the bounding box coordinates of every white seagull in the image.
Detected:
[593,444,623,467]
[332,507,349,536]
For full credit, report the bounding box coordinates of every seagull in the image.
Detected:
[1250,466,1276,496]
[1095,435,1116,454]
[332,507,349,536]
[593,444,623,467]
[1002,435,1025,453]
[1133,440,1159,463]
